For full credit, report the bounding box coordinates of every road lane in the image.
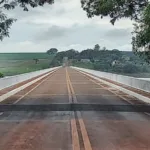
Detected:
[0,67,150,150]
[67,67,150,150]
[0,68,72,150]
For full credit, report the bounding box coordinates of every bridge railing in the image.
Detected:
[0,66,60,90]
[72,66,150,93]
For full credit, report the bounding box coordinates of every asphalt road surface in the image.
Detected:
[0,67,150,150]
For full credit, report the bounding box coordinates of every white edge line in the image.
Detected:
[0,70,55,103]
[76,69,150,104]
[13,71,54,104]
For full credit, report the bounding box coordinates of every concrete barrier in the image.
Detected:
[72,67,150,93]
[0,66,60,90]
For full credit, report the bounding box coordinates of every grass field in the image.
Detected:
[0,53,51,60]
[0,53,55,76]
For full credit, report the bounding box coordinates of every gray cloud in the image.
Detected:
[105,28,132,39]
[32,23,109,47]
[35,25,68,41]
[1,0,134,52]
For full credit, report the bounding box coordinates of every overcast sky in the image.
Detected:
[0,0,133,52]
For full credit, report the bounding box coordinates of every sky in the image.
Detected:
[0,0,134,52]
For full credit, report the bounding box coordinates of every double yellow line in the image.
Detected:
[66,67,92,150]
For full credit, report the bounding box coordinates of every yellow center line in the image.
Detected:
[66,67,80,150]
[66,68,72,103]
[67,68,93,150]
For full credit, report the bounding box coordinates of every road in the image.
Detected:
[0,67,150,150]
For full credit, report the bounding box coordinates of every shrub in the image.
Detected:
[122,63,141,73]
[112,64,124,73]
[93,62,110,71]
[0,72,4,78]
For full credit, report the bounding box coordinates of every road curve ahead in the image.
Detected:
[0,67,150,150]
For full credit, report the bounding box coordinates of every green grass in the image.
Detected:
[0,53,53,60]
[0,53,55,76]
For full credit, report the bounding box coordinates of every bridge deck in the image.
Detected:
[0,67,150,150]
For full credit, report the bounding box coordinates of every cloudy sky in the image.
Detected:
[0,0,134,52]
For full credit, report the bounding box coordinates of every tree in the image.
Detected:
[0,0,54,40]
[0,72,4,78]
[94,44,100,51]
[65,49,79,59]
[122,63,140,73]
[132,4,150,63]
[81,0,148,25]
[47,48,58,55]
[33,58,39,64]
[81,0,150,62]
[102,47,107,51]
[1,0,150,62]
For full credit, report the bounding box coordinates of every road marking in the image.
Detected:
[13,71,56,104]
[79,71,150,117]
[0,70,56,103]
[75,69,136,105]
[89,78,136,104]
[0,70,57,116]
[67,68,93,150]
[66,68,80,150]
[0,70,56,116]
[71,114,80,150]
[78,116,93,150]
[66,68,72,103]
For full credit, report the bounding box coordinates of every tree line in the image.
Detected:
[0,0,150,61]
[48,45,150,74]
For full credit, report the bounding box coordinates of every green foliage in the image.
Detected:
[47,48,58,55]
[0,0,54,40]
[102,47,107,51]
[132,4,150,63]
[0,0,149,63]
[94,44,100,51]
[33,58,39,64]
[0,72,4,78]
[67,47,150,74]
[50,58,61,67]
[123,63,140,73]
[0,10,16,40]
[55,49,79,62]
[93,62,110,71]
[81,0,148,25]
[112,64,123,73]
[81,0,150,62]
[47,45,150,76]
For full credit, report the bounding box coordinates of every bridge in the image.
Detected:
[0,66,150,150]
